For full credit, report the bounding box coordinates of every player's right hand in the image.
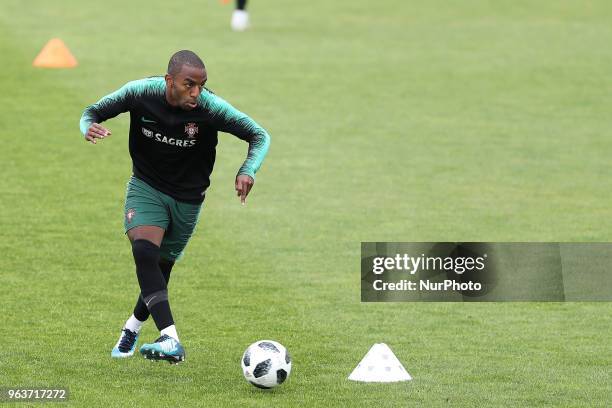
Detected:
[85,123,112,144]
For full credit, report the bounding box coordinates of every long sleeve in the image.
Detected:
[203,92,271,178]
[79,79,162,136]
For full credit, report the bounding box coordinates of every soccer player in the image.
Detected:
[231,0,249,31]
[79,50,270,363]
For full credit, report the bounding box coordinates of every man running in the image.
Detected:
[79,50,270,363]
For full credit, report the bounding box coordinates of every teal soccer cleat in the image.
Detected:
[139,334,185,364]
[111,328,139,358]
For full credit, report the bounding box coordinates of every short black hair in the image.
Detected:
[167,50,205,76]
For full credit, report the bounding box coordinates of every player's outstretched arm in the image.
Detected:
[79,79,154,144]
[79,87,126,142]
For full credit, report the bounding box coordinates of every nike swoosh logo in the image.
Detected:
[141,116,157,124]
[145,295,157,307]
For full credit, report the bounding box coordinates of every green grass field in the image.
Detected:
[1,0,611,406]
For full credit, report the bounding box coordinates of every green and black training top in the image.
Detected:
[79,76,270,203]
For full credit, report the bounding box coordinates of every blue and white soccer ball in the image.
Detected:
[241,340,292,389]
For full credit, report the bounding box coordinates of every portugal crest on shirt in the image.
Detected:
[184,122,198,138]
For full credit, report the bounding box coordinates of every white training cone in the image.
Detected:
[348,343,412,382]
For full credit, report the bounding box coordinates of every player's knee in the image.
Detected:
[132,239,160,265]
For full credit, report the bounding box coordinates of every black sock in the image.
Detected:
[237,0,247,10]
[133,258,174,321]
[132,240,174,330]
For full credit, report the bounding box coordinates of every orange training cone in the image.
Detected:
[33,38,78,68]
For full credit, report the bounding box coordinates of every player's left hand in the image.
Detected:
[235,175,254,205]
